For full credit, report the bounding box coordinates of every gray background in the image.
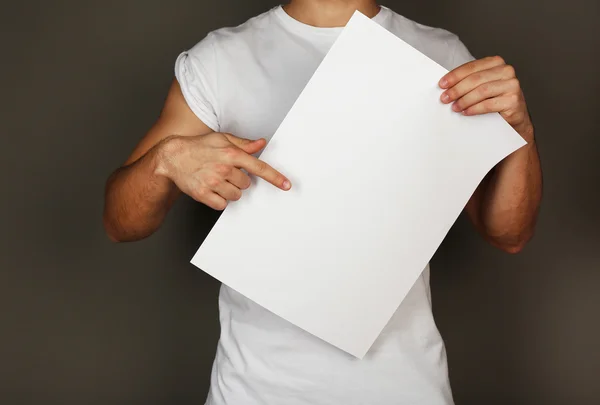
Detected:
[1,0,599,404]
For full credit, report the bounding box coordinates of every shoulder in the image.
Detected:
[185,8,275,60]
[173,9,277,130]
[381,7,474,70]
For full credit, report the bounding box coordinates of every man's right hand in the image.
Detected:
[156,132,291,210]
[103,79,287,242]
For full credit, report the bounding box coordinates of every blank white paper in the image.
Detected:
[191,11,526,358]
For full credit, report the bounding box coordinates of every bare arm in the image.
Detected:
[103,79,212,242]
[103,79,291,242]
[440,56,543,253]
[465,135,542,253]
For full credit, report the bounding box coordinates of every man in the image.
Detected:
[103,0,542,403]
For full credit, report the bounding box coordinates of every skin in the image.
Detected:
[103,80,291,242]
[439,56,542,252]
[103,0,542,254]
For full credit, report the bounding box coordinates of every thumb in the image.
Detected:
[224,134,267,154]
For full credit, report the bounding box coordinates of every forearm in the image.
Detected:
[477,129,542,251]
[103,140,180,242]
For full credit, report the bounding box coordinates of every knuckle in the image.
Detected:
[194,187,210,200]
[254,160,267,174]
[509,93,520,105]
[214,163,232,176]
[222,146,240,160]
[205,177,221,188]
[510,78,521,89]
[484,98,497,110]
[479,83,490,96]
[504,64,516,76]
[493,55,505,64]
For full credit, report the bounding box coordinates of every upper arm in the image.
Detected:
[124,32,220,166]
[123,78,213,166]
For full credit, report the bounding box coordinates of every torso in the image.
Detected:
[176,6,473,404]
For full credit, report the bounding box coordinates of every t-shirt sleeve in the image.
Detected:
[174,32,220,132]
[449,35,476,70]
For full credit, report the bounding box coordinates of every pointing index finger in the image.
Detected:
[230,150,291,190]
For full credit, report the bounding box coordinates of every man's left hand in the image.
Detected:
[438,56,534,142]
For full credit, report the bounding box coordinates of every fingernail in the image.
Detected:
[439,78,448,88]
[452,103,461,112]
[441,93,450,103]
[283,180,291,190]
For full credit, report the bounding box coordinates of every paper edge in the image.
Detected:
[190,9,529,358]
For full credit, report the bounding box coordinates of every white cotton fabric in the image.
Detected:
[175,5,474,405]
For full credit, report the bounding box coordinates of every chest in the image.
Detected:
[217,36,336,141]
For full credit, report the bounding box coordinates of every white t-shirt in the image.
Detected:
[175,5,474,405]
